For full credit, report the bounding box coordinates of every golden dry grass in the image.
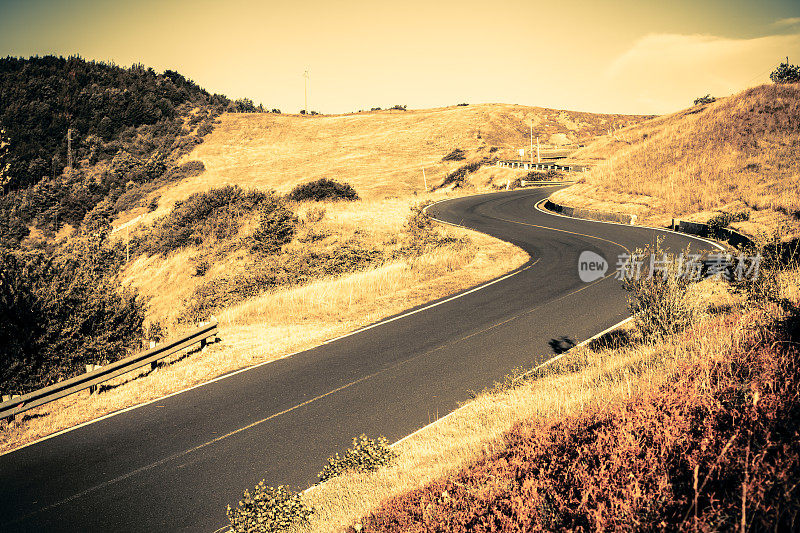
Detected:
[297,276,749,532]
[554,83,800,238]
[109,103,646,231]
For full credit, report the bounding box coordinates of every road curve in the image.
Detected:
[0,188,719,532]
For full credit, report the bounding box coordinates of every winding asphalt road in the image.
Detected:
[0,187,720,532]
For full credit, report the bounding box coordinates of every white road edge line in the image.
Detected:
[1,197,534,457]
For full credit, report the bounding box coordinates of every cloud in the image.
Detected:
[774,17,800,28]
[600,32,800,114]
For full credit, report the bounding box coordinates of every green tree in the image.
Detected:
[770,59,800,84]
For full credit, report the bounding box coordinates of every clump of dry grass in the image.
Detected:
[554,83,800,237]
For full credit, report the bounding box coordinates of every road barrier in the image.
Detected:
[497,160,589,172]
[0,319,219,422]
[544,199,638,225]
[519,179,575,187]
[670,219,753,249]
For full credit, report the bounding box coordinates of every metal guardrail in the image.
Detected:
[497,160,589,172]
[0,319,219,421]
[519,179,575,187]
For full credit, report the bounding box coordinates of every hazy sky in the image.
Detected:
[1,0,799,115]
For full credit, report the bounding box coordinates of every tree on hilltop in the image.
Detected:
[770,58,800,84]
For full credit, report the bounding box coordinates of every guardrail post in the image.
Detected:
[149,341,158,371]
[85,365,101,394]
[3,394,21,425]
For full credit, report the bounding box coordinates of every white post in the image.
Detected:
[423,168,428,191]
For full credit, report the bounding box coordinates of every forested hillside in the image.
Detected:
[0,56,239,394]
[0,55,236,247]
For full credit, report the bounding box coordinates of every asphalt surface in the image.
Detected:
[0,187,720,532]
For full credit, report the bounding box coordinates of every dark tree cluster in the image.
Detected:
[0,55,228,192]
[0,55,234,247]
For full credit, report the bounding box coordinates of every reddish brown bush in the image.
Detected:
[355,309,800,532]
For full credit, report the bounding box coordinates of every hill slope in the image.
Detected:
[555,83,800,238]
[133,104,644,217]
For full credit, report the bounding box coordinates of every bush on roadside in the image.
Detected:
[288,178,359,202]
[179,244,384,321]
[436,157,496,189]
[227,481,313,533]
[621,241,698,340]
[319,435,398,482]
[138,185,269,256]
[707,210,749,232]
[0,243,145,394]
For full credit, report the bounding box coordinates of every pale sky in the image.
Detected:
[1,0,799,115]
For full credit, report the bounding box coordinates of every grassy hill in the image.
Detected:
[115,103,644,226]
[555,83,800,239]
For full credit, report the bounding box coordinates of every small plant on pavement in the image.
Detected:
[227,481,313,533]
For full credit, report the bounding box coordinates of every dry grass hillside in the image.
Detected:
[555,83,800,238]
[113,103,644,229]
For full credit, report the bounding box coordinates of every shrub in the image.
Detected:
[401,202,465,255]
[288,178,359,202]
[179,244,384,321]
[140,185,269,255]
[770,60,800,84]
[227,481,313,533]
[319,435,398,482]
[436,157,496,189]
[707,210,750,233]
[693,94,716,105]
[251,197,298,254]
[390,104,407,111]
[442,149,466,162]
[0,245,145,393]
[147,196,159,212]
[271,108,281,114]
[621,241,698,340]
[457,103,469,106]
[523,169,563,182]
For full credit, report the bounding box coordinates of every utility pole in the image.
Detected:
[536,136,540,164]
[303,70,309,114]
[529,120,533,164]
[66,128,73,176]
